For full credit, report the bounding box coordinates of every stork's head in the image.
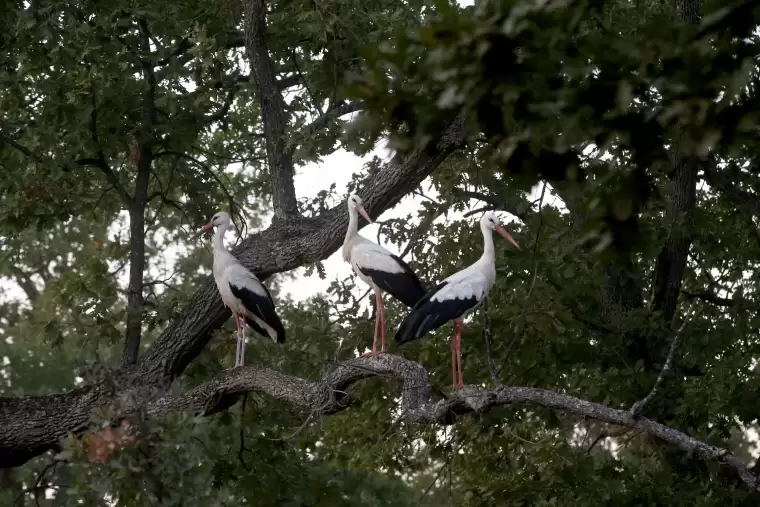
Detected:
[347,194,373,224]
[481,212,520,250]
[198,211,232,234]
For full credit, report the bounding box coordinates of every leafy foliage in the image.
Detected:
[1,0,760,505]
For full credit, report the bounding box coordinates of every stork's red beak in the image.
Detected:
[495,225,520,250]
[357,205,373,224]
[191,221,214,239]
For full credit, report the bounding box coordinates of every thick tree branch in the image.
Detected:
[651,150,698,326]
[244,0,300,220]
[152,355,759,496]
[649,0,703,329]
[3,352,758,493]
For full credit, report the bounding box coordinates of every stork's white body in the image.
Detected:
[213,251,277,339]
[342,195,427,355]
[429,254,497,316]
[343,235,407,290]
[395,212,520,388]
[202,213,285,367]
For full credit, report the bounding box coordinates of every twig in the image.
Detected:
[237,394,250,471]
[291,48,322,116]
[630,306,694,417]
[526,182,547,299]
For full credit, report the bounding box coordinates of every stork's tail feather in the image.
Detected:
[245,316,286,344]
[394,306,428,344]
[393,282,428,308]
[271,316,286,344]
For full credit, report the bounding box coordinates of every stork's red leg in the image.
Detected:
[450,323,457,389]
[360,290,382,358]
[239,315,247,367]
[378,290,387,353]
[455,321,464,388]
[234,313,242,368]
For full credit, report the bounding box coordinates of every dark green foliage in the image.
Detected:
[2,0,760,505]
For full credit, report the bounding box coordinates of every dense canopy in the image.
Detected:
[1,0,760,505]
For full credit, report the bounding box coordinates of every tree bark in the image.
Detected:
[2,352,758,493]
[122,19,158,367]
[244,0,300,220]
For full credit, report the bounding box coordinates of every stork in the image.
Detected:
[394,212,520,389]
[342,194,427,356]
[198,211,285,367]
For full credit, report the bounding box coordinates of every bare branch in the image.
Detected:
[150,355,760,494]
[451,188,534,220]
[243,0,299,220]
[630,308,693,417]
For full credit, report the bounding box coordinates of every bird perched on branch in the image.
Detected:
[395,212,520,389]
[197,211,285,367]
[342,194,427,356]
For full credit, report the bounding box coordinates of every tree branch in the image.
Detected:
[450,188,534,220]
[121,18,158,368]
[299,100,363,138]
[82,85,134,205]
[3,352,758,493]
[0,130,49,167]
[681,289,760,310]
[8,265,40,303]
[703,156,760,220]
[243,0,300,220]
[630,308,693,417]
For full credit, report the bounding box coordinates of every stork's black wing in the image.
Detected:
[229,282,286,344]
[394,282,480,345]
[355,254,427,307]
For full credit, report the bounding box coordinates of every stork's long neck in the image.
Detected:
[342,209,359,261]
[213,222,229,256]
[480,223,495,263]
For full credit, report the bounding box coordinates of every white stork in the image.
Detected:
[342,194,427,356]
[198,211,285,367]
[394,212,520,389]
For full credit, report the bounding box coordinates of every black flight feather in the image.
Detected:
[394,282,479,345]
[356,254,427,307]
[229,283,286,343]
